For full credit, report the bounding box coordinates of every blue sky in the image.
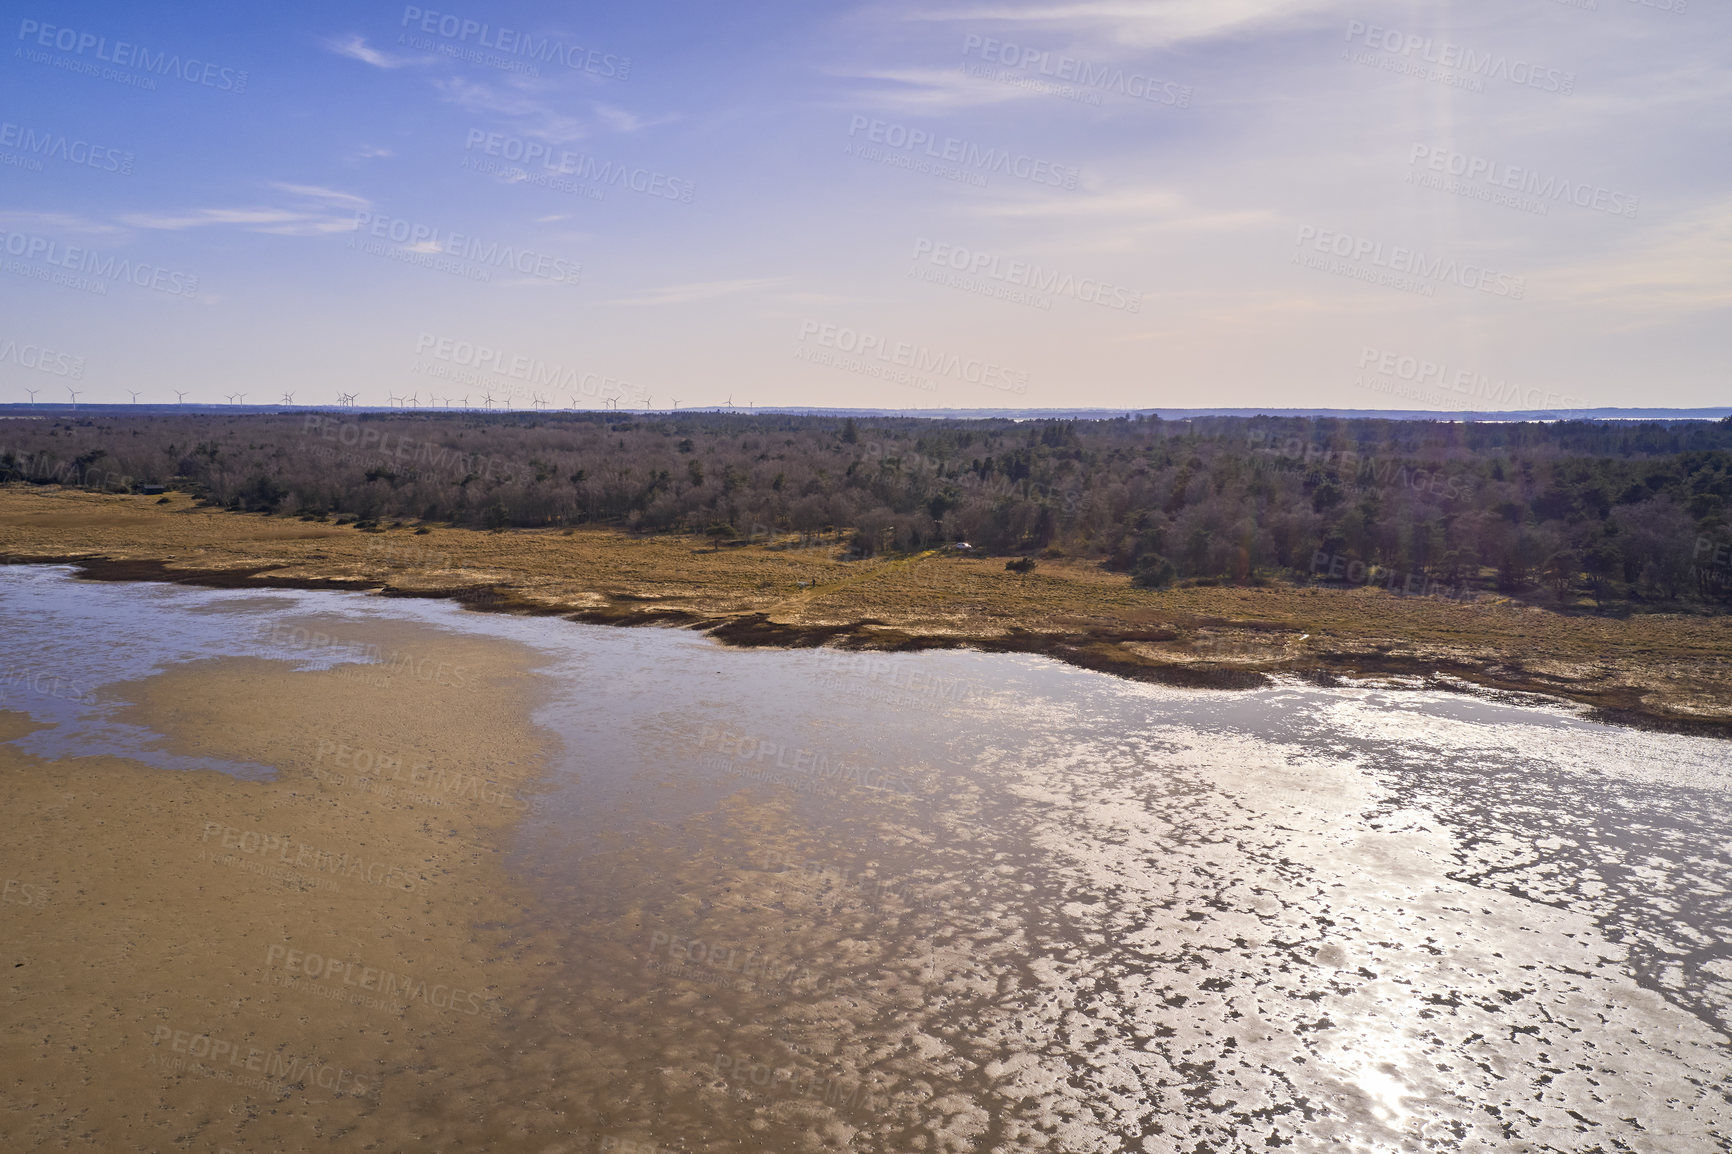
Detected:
[2,0,1727,410]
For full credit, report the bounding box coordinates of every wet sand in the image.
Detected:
[2,574,1729,1153]
[0,618,563,1151]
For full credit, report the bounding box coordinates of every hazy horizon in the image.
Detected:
[3,0,1727,411]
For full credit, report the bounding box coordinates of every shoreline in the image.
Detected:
[2,487,1729,738]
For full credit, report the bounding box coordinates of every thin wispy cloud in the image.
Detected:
[901,0,1347,49]
[325,34,417,70]
[976,186,1273,233]
[0,211,126,239]
[610,278,787,306]
[593,103,680,133]
[843,65,1035,112]
[436,76,594,143]
[120,185,370,236]
[436,78,678,144]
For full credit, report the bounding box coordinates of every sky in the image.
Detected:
[1,0,1727,412]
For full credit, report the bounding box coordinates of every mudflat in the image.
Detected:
[0,618,565,1151]
[1,486,1729,733]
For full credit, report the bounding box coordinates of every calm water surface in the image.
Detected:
[3,564,1729,1152]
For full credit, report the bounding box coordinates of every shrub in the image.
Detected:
[1131,554,1176,589]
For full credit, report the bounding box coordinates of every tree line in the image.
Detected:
[3,410,1730,607]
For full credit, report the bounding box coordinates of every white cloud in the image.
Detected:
[435,79,677,143]
[0,211,125,238]
[842,65,1035,112]
[325,34,416,69]
[119,185,371,236]
[902,0,1345,49]
[976,186,1276,234]
[437,76,593,143]
[592,103,680,133]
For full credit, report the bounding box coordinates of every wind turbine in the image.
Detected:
[24,387,39,404]
[337,391,356,407]
[387,392,403,408]
[281,391,294,405]
[456,395,468,409]
[481,392,497,410]
[725,394,734,411]
[66,386,82,408]
[669,397,679,410]
[127,390,143,404]
[174,389,188,405]
[532,393,550,411]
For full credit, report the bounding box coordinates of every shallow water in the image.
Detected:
[3,564,1729,1151]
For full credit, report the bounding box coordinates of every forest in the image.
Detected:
[3,410,1730,607]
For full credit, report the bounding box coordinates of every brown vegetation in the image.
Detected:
[3,487,1729,735]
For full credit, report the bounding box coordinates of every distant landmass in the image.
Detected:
[2,403,1729,422]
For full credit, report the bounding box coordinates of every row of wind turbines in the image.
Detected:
[10,387,759,413]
